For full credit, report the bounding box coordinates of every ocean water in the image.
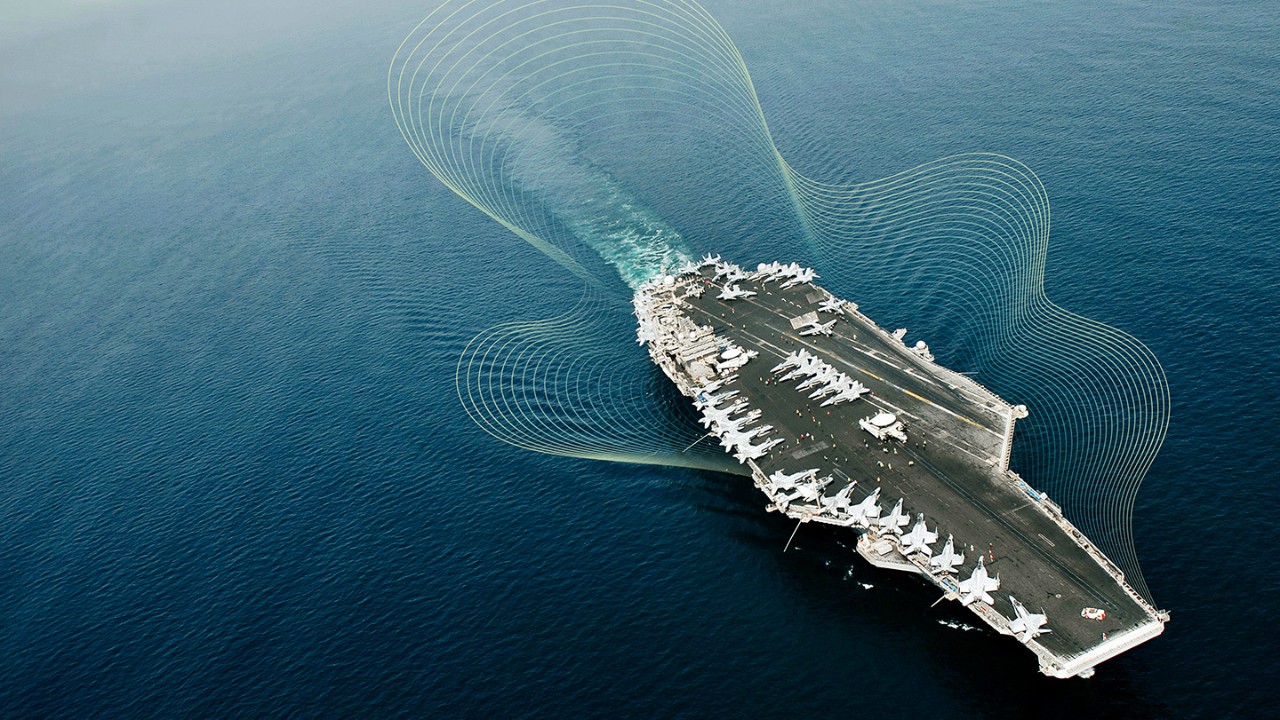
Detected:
[2,1,1278,718]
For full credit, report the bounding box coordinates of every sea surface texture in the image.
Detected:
[2,1,1277,718]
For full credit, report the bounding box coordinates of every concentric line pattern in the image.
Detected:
[456,285,739,473]
[787,156,1168,601]
[389,0,1167,602]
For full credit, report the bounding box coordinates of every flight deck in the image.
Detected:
[634,257,1166,678]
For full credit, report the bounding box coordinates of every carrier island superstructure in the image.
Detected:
[634,256,1168,678]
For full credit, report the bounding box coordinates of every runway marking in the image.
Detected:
[684,298,1001,471]
[719,288,998,436]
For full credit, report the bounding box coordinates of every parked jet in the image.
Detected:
[705,415,746,434]
[718,425,759,446]
[699,253,722,267]
[779,267,817,288]
[820,381,869,407]
[808,375,849,398]
[929,534,965,574]
[773,486,809,511]
[758,437,785,453]
[809,383,840,399]
[790,475,834,504]
[753,261,790,281]
[698,377,729,394]
[733,437,783,463]
[771,349,813,374]
[796,369,838,391]
[701,402,748,427]
[899,514,938,556]
[712,262,741,280]
[780,358,823,382]
[799,319,837,337]
[958,557,1000,606]
[718,284,757,301]
[768,468,819,492]
[847,488,882,526]
[1007,596,1050,643]
[771,355,797,374]
[818,297,844,313]
[697,398,748,421]
[876,498,910,534]
[820,481,857,516]
[717,432,745,451]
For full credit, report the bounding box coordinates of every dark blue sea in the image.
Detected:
[2,1,1278,717]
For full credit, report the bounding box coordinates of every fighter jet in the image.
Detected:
[1006,596,1050,643]
[929,534,965,574]
[699,400,747,428]
[699,253,722,267]
[758,437,785,453]
[733,437,784,463]
[753,261,787,281]
[819,381,869,407]
[717,430,747,450]
[773,487,806,511]
[808,373,850,398]
[768,468,820,492]
[711,258,742,279]
[790,475,834,505]
[771,354,798,374]
[847,488,882,526]
[958,557,1000,606]
[808,383,841,399]
[698,377,729,394]
[799,319,837,337]
[779,267,817,288]
[779,358,823,382]
[796,369,838,391]
[876,498,910,534]
[693,392,721,411]
[712,389,740,403]
[770,349,813,374]
[697,399,748,423]
[899,514,938,556]
[718,284,757,301]
[819,481,857,516]
[705,415,746,434]
[817,297,844,314]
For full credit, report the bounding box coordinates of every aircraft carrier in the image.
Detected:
[634,256,1167,678]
